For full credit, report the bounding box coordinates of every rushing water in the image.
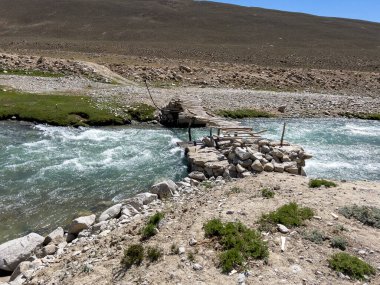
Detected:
[0,122,187,243]
[0,118,379,243]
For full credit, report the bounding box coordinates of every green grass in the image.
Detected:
[340,112,380,121]
[328,252,375,280]
[0,89,126,126]
[125,103,156,122]
[0,69,64,78]
[216,108,274,119]
[121,244,144,269]
[339,205,380,229]
[146,246,163,263]
[141,212,165,240]
[261,188,275,199]
[204,219,269,273]
[309,179,337,188]
[259,202,314,231]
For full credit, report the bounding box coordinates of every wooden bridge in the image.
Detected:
[160,96,266,142]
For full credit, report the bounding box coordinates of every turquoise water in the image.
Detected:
[0,122,187,243]
[241,118,380,181]
[0,118,379,243]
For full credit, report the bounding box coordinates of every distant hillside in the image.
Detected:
[0,0,379,70]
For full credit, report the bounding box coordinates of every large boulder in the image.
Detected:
[251,160,264,172]
[235,147,251,160]
[0,233,44,272]
[188,171,206,182]
[68,214,96,234]
[98,204,123,222]
[263,163,274,172]
[43,227,64,245]
[150,180,177,199]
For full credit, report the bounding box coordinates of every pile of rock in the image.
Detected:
[0,53,110,83]
[0,181,180,285]
[186,137,312,179]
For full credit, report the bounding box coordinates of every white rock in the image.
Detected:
[236,164,245,173]
[277,224,290,234]
[237,273,246,285]
[263,163,274,172]
[0,233,44,271]
[150,180,178,199]
[251,160,263,172]
[43,227,64,245]
[193,263,203,271]
[98,204,122,222]
[189,238,197,246]
[68,214,96,234]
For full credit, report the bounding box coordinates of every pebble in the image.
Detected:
[237,273,246,284]
[277,224,290,233]
[192,263,203,271]
[189,238,197,246]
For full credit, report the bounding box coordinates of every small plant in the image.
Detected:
[203,219,268,273]
[187,251,196,262]
[200,181,213,189]
[261,188,275,199]
[330,237,348,251]
[146,246,163,263]
[339,205,380,229]
[121,244,144,269]
[219,249,244,273]
[302,229,326,244]
[328,252,375,280]
[259,202,314,231]
[227,186,243,195]
[141,212,165,240]
[309,179,337,188]
[170,243,179,255]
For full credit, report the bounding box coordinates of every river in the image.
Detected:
[0,118,379,243]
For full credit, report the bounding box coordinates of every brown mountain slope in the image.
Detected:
[0,0,379,70]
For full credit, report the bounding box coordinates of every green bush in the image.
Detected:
[121,244,144,269]
[261,188,275,199]
[339,205,380,229]
[146,246,163,263]
[259,202,314,231]
[330,237,348,251]
[309,179,337,188]
[204,219,268,273]
[328,252,375,280]
[302,229,326,244]
[141,212,165,240]
[219,249,244,273]
[217,108,274,119]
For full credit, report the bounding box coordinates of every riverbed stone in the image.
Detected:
[150,180,177,199]
[135,193,158,205]
[188,171,206,181]
[238,159,253,168]
[42,244,57,256]
[68,214,96,234]
[0,233,44,271]
[99,204,123,222]
[236,164,245,173]
[251,159,263,172]
[235,147,251,160]
[98,204,122,222]
[43,227,64,245]
[286,167,299,175]
[263,163,274,172]
[273,163,285,173]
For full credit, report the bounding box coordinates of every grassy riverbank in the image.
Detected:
[1,69,64,78]
[0,88,132,126]
[216,108,274,119]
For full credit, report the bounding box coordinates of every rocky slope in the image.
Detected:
[1,173,379,285]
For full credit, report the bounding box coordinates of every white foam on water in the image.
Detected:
[345,123,380,137]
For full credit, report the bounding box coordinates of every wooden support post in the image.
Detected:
[280,122,287,147]
[188,120,192,142]
[209,128,213,137]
